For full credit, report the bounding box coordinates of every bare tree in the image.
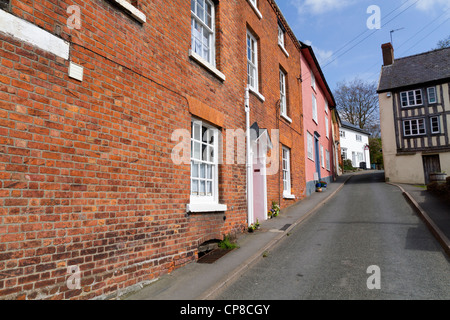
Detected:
[334,78,379,135]
[435,35,450,49]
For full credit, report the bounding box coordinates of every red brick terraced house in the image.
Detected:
[0,0,310,299]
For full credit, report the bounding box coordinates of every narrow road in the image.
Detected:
[215,172,450,299]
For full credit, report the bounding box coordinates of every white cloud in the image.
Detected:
[305,40,334,66]
[415,0,450,12]
[290,0,354,15]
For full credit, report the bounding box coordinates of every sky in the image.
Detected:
[276,0,450,93]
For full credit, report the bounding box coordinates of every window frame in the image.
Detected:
[326,149,330,171]
[430,116,440,134]
[356,134,362,142]
[247,30,259,92]
[190,119,220,206]
[341,148,347,160]
[403,118,426,137]
[400,89,423,108]
[191,0,216,66]
[282,146,292,197]
[325,116,329,139]
[312,94,318,124]
[280,69,287,117]
[278,24,285,48]
[427,87,437,104]
[307,132,314,161]
[320,145,324,168]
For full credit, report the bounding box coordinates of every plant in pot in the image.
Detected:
[316,182,322,192]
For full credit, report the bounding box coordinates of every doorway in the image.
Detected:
[422,155,441,184]
[314,135,321,181]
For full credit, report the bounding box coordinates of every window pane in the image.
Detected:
[207,181,212,196]
[192,162,199,178]
[196,0,204,21]
[193,141,201,159]
[191,0,196,13]
[207,165,212,179]
[200,163,206,178]
[205,2,212,28]
[428,87,436,103]
[199,180,205,195]
[191,180,198,195]
[415,90,422,105]
[401,92,407,106]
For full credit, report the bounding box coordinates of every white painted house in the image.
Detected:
[339,121,371,169]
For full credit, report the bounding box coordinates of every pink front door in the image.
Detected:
[252,155,267,223]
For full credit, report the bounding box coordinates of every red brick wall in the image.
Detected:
[242,0,306,210]
[0,0,306,300]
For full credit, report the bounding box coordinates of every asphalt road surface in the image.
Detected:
[215,172,450,300]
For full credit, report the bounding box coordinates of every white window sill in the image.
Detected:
[187,203,228,213]
[189,50,226,82]
[110,0,146,23]
[249,87,265,102]
[278,43,289,57]
[283,193,295,199]
[281,113,292,123]
[247,0,262,19]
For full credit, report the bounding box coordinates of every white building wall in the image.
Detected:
[340,128,371,169]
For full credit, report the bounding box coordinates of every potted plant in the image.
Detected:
[269,201,280,217]
[316,182,322,192]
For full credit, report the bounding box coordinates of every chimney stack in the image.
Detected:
[382,43,394,66]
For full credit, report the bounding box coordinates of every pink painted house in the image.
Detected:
[300,42,337,195]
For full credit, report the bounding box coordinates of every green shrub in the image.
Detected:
[218,236,238,250]
[343,159,354,171]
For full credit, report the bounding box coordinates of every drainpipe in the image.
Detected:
[245,86,253,226]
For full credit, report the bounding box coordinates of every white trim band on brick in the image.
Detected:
[186,203,228,213]
[109,0,146,23]
[189,50,226,82]
[0,9,70,60]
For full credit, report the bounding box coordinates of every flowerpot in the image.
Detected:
[316,188,322,192]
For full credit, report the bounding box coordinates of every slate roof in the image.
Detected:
[377,47,450,93]
[340,121,371,136]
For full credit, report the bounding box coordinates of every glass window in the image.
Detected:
[427,87,437,104]
[191,119,219,203]
[307,132,314,160]
[278,24,285,47]
[280,69,287,116]
[400,89,423,107]
[312,94,317,123]
[191,0,215,65]
[430,116,440,134]
[247,31,258,91]
[403,118,426,136]
[282,146,291,195]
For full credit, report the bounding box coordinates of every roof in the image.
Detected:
[299,41,336,108]
[340,121,371,136]
[377,46,450,93]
